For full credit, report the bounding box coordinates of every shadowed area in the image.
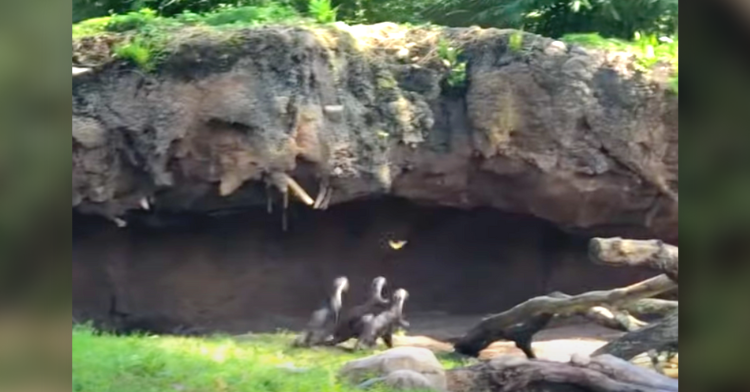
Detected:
[73,197,653,334]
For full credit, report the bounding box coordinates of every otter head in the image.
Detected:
[333,276,350,293]
[392,288,409,304]
[371,276,387,301]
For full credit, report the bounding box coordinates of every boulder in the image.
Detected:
[72,25,678,242]
[357,369,437,390]
[340,347,447,391]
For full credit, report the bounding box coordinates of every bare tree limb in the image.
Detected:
[618,298,678,320]
[447,353,678,392]
[592,309,678,361]
[589,237,678,283]
[454,275,677,357]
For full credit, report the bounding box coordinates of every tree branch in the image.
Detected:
[589,237,678,283]
[454,275,677,357]
[448,353,678,392]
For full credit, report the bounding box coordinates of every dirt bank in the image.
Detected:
[73,197,653,332]
[73,24,678,243]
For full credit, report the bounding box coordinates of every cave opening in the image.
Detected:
[72,196,653,334]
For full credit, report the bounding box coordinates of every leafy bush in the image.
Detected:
[308,0,338,23]
[561,32,678,91]
[437,39,467,88]
[201,2,300,25]
[428,0,677,40]
[73,4,303,37]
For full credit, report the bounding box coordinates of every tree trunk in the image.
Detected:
[618,298,678,320]
[446,353,678,392]
[589,237,678,283]
[592,309,678,360]
[454,275,677,357]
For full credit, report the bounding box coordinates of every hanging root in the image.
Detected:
[282,188,289,232]
[284,175,315,206]
[313,179,328,209]
[266,181,273,214]
[319,183,333,210]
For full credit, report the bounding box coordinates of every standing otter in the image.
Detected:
[324,276,389,347]
[293,276,350,347]
[354,288,410,350]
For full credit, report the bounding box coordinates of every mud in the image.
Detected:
[72,197,653,333]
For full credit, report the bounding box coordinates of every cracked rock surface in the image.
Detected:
[73,24,678,242]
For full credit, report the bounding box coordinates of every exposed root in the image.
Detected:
[319,185,333,210]
[282,188,289,232]
[285,175,315,206]
[266,181,273,214]
[313,178,330,209]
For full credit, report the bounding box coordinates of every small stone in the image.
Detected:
[340,347,446,391]
[73,66,91,76]
[323,105,344,122]
[544,40,567,55]
[274,96,290,115]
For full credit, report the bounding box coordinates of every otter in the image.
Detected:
[293,276,350,347]
[323,276,389,347]
[354,288,410,350]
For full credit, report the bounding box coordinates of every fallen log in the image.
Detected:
[446,353,678,392]
[454,275,677,357]
[618,298,678,320]
[589,237,678,283]
[549,292,647,332]
[592,309,678,361]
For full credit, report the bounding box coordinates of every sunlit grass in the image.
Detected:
[561,32,678,91]
[72,325,462,392]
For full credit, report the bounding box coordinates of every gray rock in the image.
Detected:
[340,347,447,391]
[72,26,678,242]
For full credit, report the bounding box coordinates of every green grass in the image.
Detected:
[72,5,307,70]
[561,32,678,92]
[72,5,304,39]
[72,325,469,392]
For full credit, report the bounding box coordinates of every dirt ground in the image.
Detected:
[390,313,623,361]
[232,312,623,362]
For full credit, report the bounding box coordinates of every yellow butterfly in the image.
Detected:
[388,239,408,250]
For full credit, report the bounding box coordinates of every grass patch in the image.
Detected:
[437,38,467,89]
[508,30,524,52]
[73,4,307,70]
[72,325,467,392]
[561,32,678,91]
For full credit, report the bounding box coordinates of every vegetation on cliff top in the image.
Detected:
[72,325,469,392]
[72,2,678,91]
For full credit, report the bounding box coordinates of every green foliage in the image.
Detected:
[308,0,338,23]
[72,326,469,391]
[561,32,678,91]
[200,2,300,25]
[74,0,678,42]
[437,38,466,88]
[331,0,434,25]
[113,36,160,70]
[428,0,677,40]
[73,0,278,22]
[508,30,524,52]
[74,4,303,37]
[72,16,113,38]
[74,4,304,70]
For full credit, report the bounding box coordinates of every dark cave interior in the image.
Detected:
[72,196,654,334]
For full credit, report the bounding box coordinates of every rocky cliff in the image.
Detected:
[72,23,678,242]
